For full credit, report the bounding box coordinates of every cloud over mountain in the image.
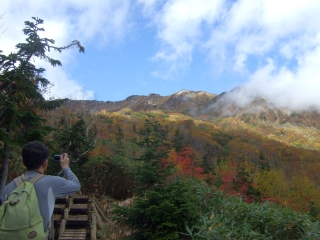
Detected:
[140,0,320,109]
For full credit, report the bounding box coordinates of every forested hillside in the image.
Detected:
[39,100,320,238]
[41,102,320,211]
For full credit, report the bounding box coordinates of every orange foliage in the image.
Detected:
[89,145,110,157]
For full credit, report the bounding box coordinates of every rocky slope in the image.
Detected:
[63,90,216,115]
[59,88,320,151]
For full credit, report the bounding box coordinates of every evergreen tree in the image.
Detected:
[133,114,171,195]
[112,178,201,240]
[172,128,185,152]
[113,126,125,157]
[111,115,201,239]
[259,152,270,171]
[202,144,216,174]
[0,17,84,195]
[57,116,94,176]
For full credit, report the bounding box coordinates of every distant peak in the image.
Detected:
[176,90,191,95]
[149,93,161,97]
[125,95,140,100]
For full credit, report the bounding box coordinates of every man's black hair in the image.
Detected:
[22,141,49,170]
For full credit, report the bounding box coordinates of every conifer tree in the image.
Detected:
[202,144,216,174]
[134,114,170,195]
[172,128,185,152]
[113,178,201,239]
[112,115,201,239]
[259,152,270,171]
[0,17,84,195]
[57,116,94,175]
[113,126,125,157]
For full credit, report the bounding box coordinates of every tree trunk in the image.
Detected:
[0,127,11,197]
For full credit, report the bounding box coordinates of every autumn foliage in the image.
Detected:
[163,147,203,180]
[38,105,320,220]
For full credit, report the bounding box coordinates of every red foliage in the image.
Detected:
[217,161,257,203]
[162,147,204,180]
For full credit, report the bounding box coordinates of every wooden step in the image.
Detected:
[66,215,89,226]
[54,204,66,213]
[58,228,88,240]
[70,194,90,203]
[56,196,68,204]
[70,204,88,214]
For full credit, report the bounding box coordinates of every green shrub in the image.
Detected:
[112,178,201,239]
[183,183,320,240]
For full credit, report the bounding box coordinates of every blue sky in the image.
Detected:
[1,0,320,110]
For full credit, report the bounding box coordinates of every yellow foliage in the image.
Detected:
[257,169,289,201]
[167,149,178,163]
[286,176,320,213]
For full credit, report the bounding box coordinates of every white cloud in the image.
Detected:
[140,0,224,77]
[42,65,94,100]
[137,0,161,16]
[0,0,132,99]
[208,0,320,69]
[209,0,320,110]
[241,45,320,110]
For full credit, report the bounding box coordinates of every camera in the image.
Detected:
[53,154,61,162]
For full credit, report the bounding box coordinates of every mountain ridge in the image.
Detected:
[64,88,320,128]
[64,90,217,115]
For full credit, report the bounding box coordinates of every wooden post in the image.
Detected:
[87,198,93,211]
[90,214,97,240]
[92,197,108,222]
[49,216,55,240]
[69,197,73,206]
[91,203,103,230]
[59,219,66,238]
[64,207,69,219]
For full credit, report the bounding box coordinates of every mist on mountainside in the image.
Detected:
[214,56,320,114]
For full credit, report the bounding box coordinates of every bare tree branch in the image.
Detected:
[0,13,8,36]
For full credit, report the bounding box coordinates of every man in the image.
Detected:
[0,141,81,238]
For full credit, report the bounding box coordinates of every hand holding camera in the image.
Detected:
[54,153,70,169]
[60,153,70,169]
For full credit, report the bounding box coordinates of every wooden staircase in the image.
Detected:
[52,194,105,240]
